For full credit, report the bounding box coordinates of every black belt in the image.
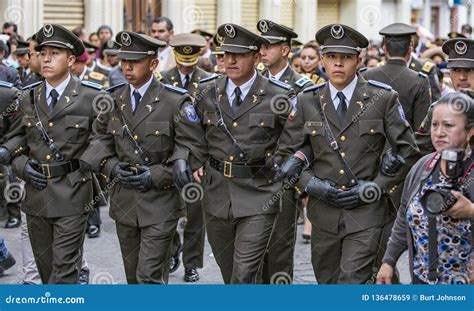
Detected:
[39,159,80,179]
[209,157,269,179]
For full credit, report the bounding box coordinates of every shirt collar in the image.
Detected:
[226,70,258,100]
[45,74,71,100]
[178,69,194,86]
[130,75,154,98]
[269,63,289,81]
[79,66,88,80]
[328,75,358,103]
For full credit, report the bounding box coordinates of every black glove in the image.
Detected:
[173,159,193,190]
[335,180,382,210]
[23,159,47,190]
[110,162,132,180]
[0,147,12,165]
[119,165,153,191]
[381,151,406,177]
[305,176,339,204]
[275,155,305,184]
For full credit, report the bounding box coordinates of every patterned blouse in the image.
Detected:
[407,175,472,284]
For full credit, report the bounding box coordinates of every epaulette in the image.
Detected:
[0,81,14,89]
[89,71,105,80]
[421,61,435,73]
[21,80,42,90]
[269,78,291,90]
[368,80,392,90]
[295,76,311,88]
[418,71,428,78]
[358,67,368,73]
[164,84,188,95]
[302,82,326,93]
[105,82,127,93]
[81,80,103,90]
[199,74,219,84]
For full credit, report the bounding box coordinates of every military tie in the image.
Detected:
[232,87,242,115]
[49,89,59,111]
[336,91,347,124]
[184,74,190,89]
[132,90,142,114]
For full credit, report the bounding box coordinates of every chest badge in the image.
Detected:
[146,104,153,112]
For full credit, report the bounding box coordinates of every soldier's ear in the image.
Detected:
[253,51,261,65]
[149,57,159,71]
[67,55,76,68]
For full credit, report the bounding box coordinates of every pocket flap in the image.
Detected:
[67,170,92,187]
[145,121,170,137]
[65,115,89,129]
[106,120,123,136]
[359,119,384,135]
[204,111,220,125]
[304,121,323,136]
[249,113,275,128]
[21,115,35,128]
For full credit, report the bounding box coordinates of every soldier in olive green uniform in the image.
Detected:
[80,31,206,284]
[257,19,313,283]
[192,24,295,284]
[416,38,474,156]
[0,24,102,284]
[276,24,419,284]
[361,23,432,130]
[0,82,22,228]
[161,33,211,282]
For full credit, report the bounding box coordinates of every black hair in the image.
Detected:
[2,22,17,33]
[97,25,113,36]
[433,92,474,129]
[383,37,411,57]
[152,16,174,31]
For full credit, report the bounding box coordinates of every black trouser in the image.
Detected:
[170,200,205,268]
[116,219,178,284]
[206,211,276,284]
[262,190,298,283]
[27,213,87,284]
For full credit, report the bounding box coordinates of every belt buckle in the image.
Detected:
[223,161,232,178]
[129,166,139,175]
[41,164,51,179]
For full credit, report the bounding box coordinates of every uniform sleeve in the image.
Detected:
[2,96,27,156]
[413,76,432,130]
[168,94,207,170]
[373,92,420,192]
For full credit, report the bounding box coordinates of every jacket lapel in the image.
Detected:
[233,74,264,120]
[131,78,160,130]
[340,76,371,133]
[35,82,50,117]
[49,78,78,119]
[169,67,182,88]
[117,85,133,124]
[280,65,293,84]
[215,76,234,120]
[318,84,341,130]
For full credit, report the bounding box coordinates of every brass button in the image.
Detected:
[341,152,345,158]
[46,155,51,160]
[341,185,346,190]
[27,122,31,127]
[370,129,375,133]
[112,130,116,134]
[207,119,211,124]
[351,179,356,184]
[312,130,316,135]
[75,124,79,128]
[82,178,86,182]
[339,169,344,175]
[267,153,271,157]
[340,135,346,141]
[48,122,53,127]
[260,122,265,126]
[145,157,149,162]
[232,122,238,128]
[134,150,139,154]
[134,134,138,140]
[229,156,234,161]
[155,130,159,135]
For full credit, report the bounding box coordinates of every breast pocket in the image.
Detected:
[106,119,124,138]
[359,119,385,153]
[304,121,325,151]
[204,111,221,141]
[144,121,171,152]
[65,115,90,144]
[248,113,275,143]
[21,115,41,144]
